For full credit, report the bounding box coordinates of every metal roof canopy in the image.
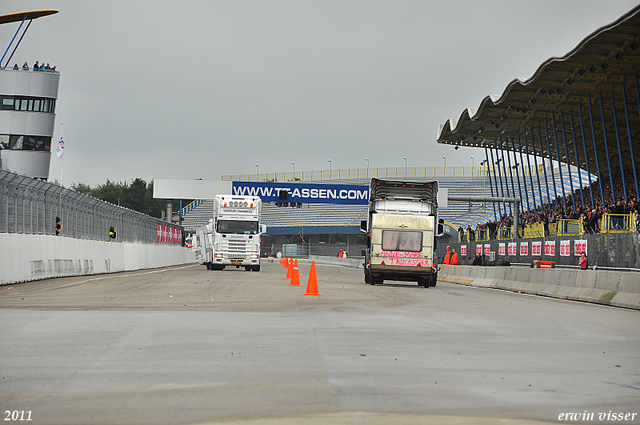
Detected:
[437,5,640,200]
[0,10,58,69]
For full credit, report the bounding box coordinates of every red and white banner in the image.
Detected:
[484,244,491,256]
[476,244,482,255]
[520,242,529,256]
[545,240,555,256]
[560,240,571,256]
[461,245,467,256]
[157,225,181,243]
[499,243,506,256]
[574,239,587,256]
[532,241,542,256]
[508,242,517,256]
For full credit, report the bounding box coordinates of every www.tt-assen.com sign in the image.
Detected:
[231,182,369,205]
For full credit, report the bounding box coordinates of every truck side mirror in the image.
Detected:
[260,224,267,234]
[436,219,444,237]
[360,220,367,233]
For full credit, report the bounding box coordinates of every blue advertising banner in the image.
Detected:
[231,181,369,205]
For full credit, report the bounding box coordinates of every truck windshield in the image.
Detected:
[217,220,258,235]
[382,230,423,252]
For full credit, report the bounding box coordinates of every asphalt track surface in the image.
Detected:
[1,261,639,425]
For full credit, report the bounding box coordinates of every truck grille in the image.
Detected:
[225,239,248,255]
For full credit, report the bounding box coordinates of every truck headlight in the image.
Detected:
[251,254,259,259]
[214,253,223,258]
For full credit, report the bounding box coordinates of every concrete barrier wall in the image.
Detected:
[439,264,640,310]
[1,233,195,285]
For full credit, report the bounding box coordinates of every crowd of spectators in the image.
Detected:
[460,168,640,240]
[8,61,57,72]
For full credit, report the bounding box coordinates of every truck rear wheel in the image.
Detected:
[429,274,438,287]
[364,271,371,284]
[418,276,429,287]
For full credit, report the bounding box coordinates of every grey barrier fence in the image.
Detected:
[437,232,640,269]
[0,169,183,244]
[261,243,367,259]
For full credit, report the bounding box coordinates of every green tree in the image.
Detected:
[71,182,95,197]
[123,178,147,213]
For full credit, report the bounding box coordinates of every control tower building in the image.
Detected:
[0,10,59,180]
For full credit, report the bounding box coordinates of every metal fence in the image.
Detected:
[438,232,640,269]
[0,169,183,244]
[261,242,367,259]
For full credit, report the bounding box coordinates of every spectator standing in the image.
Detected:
[444,246,452,265]
[450,249,459,265]
[109,226,116,240]
[55,217,62,236]
[579,252,588,270]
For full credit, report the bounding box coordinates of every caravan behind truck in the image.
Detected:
[361,178,442,287]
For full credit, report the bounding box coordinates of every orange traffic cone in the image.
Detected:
[304,261,321,296]
[285,260,292,279]
[289,259,301,286]
[279,256,284,266]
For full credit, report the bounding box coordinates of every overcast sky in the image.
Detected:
[2,0,638,187]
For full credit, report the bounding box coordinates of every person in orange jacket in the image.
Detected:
[444,246,451,264]
[450,248,459,265]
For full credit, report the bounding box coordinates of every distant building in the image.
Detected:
[0,9,60,180]
[0,67,60,179]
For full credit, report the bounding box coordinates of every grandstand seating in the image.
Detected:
[181,165,594,233]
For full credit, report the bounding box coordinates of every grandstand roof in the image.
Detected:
[437,5,640,176]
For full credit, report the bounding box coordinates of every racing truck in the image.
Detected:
[195,195,266,271]
[361,178,442,287]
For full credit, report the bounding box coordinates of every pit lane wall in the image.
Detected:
[438,264,640,310]
[0,233,195,285]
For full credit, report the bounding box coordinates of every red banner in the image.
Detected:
[157,225,181,243]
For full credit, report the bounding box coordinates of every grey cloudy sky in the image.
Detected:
[2,0,638,187]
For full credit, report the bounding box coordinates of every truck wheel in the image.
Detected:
[245,266,251,271]
[429,274,438,287]
[253,266,260,272]
[206,263,211,270]
[364,271,371,284]
[418,276,429,287]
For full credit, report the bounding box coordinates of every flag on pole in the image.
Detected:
[56,135,64,159]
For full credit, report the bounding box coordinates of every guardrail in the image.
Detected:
[558,219,583,236]
[602,213,637,234]
[221,165,545,182]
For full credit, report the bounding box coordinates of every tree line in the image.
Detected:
[71,178,193,219]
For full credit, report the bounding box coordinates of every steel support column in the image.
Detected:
[537,126,552,209]
[516,130,531,212]
[490,145,506,217]
[551,113,568,211]
[484,146,498,220]
[526,127,542,213]
[587,94,606,208]
[610,91,627,202]
[625,80,639,199]
[499,140,513,215]
[504,137,517,207]
[543,119,560,208]
[576,106,594,207]
[569,111,585,207]
[560,111,576,211]
[598,93,616,204]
